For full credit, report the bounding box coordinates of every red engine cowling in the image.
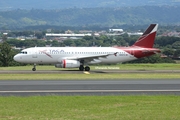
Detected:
[55,60,80,68]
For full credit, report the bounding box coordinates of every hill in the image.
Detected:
[0,6,180,29]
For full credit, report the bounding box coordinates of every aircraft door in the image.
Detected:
[32,49,37,58]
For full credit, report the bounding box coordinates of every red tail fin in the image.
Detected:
[132,24,158,48]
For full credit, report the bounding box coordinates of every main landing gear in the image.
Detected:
[79,60,90,71]
[79,65,90,71]
[32,63,36,71]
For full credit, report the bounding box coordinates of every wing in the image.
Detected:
[63,52,117,63]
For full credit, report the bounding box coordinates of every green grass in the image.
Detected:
[113,63,180,70]
[0,63,180,80]
[0,96,180,120]
[119,63,180,70]
[0,73,180,80]
[1,63,180,71]
[0,64,180,119]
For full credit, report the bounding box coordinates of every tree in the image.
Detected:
[0,42,14,67]
[174,49,180,57]
[35,32,44,39]
[172,41,180,49]
[124,54,175,63]
[2,34,7,42]
[63,39,75,46]
[162,48,175,56]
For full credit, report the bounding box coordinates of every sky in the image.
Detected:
[0,0,180,10]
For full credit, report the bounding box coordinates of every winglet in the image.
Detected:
[132,24,158,48]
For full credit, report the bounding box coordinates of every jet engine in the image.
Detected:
[55,60,80,68]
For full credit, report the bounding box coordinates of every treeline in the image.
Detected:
[6,35,180,49]
[6,35,138,47]
[1,6,180,29]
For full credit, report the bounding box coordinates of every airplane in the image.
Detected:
[13,24,160,71]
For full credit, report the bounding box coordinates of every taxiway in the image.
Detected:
[0,80,180,96]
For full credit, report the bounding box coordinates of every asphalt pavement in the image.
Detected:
[0,80,180,96]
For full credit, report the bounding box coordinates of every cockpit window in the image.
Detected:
[20,51,27,54]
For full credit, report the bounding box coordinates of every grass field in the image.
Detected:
[0,63,180,80]
[0,96,180,120]
[0,64,180,119]
[1,63,180,71]
[0,73,180,80]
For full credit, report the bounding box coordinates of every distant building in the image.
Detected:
[109,29,123,33]
[161,31,180,37]
[3,33,8,35]
[46,33,92,40]
[127,32,143,36]
[79,30,93,34]
[65,30,73,34]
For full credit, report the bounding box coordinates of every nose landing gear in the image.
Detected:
[32,63,36,71]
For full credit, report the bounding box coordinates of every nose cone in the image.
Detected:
[13,54,21,62]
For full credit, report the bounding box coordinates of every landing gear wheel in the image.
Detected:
[32,68,36,71]
[79,65,84,71]
[85,66,90,71]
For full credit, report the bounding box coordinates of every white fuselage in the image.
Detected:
[14,47,137,64]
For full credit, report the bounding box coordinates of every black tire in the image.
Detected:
[32,68,36,71]
[85,66,90,71]
[79,65,84,71]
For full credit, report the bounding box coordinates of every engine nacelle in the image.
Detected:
[55,60,80,68]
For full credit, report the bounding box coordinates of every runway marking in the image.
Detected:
[1,90,180,93]
[83,71,90,74]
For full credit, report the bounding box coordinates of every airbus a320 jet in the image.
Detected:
[14,24,160,71]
